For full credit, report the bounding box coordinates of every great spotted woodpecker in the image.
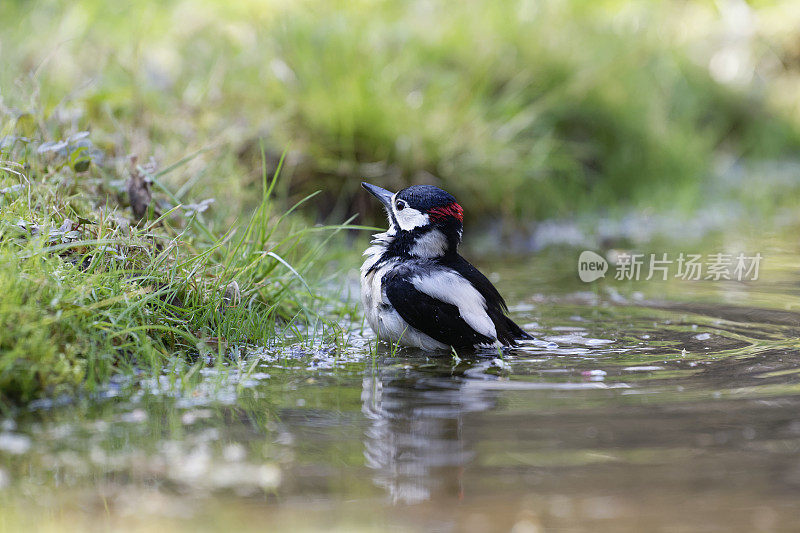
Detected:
[360,182,531,351]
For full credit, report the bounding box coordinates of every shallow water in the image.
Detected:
[2,234,800,532]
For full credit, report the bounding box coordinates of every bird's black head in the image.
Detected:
[362,182,464,259]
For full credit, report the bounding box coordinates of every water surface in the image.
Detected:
[2,235,800,532]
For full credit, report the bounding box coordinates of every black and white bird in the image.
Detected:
[360,182,531,351]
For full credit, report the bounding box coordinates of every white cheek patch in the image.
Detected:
[395,207,429,231]
[391,193,429,231]
[411,271,497,341]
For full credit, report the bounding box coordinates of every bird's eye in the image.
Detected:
[395,200,406,211]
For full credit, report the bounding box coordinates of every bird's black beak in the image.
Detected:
[362,182,394,210]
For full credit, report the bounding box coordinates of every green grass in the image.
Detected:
[3,0,800,402]
[3,0,800,225]
[0,113,358,403]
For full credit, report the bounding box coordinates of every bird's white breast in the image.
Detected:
[360,233,448,351]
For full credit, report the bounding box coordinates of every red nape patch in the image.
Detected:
[427,202,463,222]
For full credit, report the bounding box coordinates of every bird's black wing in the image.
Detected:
[383,268,494,349]
[444,254,532,345]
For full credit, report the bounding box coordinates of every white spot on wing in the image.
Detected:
[411,270,497,340]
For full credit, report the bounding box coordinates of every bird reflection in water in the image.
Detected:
[361,357,501,504]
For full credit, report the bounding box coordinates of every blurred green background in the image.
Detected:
[5,3,800,525]
[3,0,800,230]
